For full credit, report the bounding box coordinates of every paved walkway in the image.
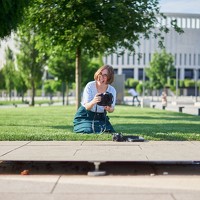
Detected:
[149,102,200,116]
[124,96,200,116]
[1,141,200,200]
[1,141,200,162]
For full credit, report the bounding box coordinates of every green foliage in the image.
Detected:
[27,0,164,54]
[16,30,45,106]
[143,81,152,91]
[146,50,175,90]
[184,79,195,87]
[81,56,103,87]
[47,45,77,104]
[197,81,200,87]
[136,83,143,95]
[47,46,75,83]
[1,47,27,101]
[0,68,6,89]
[125,78,139,88]
[2,47,15,99]
[44,80,61,94]
[170,85,176,93]
[167,78,196,89]
[0,0,31,38]
[167,78,175,87]
[179,80,185,88]
[14,70,28,102]
[167,78,180,93]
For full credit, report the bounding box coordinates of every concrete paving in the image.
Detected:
[0,175,200,200]
[0,141,200,162]
[149,101,200,116]
[0,141,200,199]
[124,96,200,116]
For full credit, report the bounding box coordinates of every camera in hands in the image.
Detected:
[97,92,113,106]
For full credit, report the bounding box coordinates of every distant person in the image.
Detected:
[128,88,140,106]
[161,90,167,107]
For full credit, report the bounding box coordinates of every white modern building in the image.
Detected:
[103,13,200,82]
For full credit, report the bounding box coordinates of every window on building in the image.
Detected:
[111,54,113,65]
[197,19,200,29]
[182,18,186,28]
[179,54,182,65]
[121,53,124,65]
[198,54,200,66]
[189,54,192,66]
[177,18,181,27]
[192,18,196,29]
[132,54,135,65]
[138,57,140,65]
[149,53,151,62]
[122,68,134,79]
[187,18,191,28]
[116,55,119,65]
[105,56,108,64]
[174,54,177,65]
[138,68,143,80]
[194,54,196,65]
[184,69,194,79]
[114,69,118,74]
[198,69,200,79]
[143,53,146,65]
[138,68,149,81]
[184,54,187,65]
[127,53,130,65]
[172,68,180,79]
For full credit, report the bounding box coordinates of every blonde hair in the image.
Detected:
[94,65,114,84]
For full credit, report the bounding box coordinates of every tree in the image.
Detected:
[0,0,30,39]
[0,69,6,90]
[44,79,60,103]
[47,45,102,105]
[23,0,182,109]
[2,47,15,100]
[47,46,76,105]
[146,50,175,91]
[14,71,28,102]
[16,30,44,106]
[125,78,139,89]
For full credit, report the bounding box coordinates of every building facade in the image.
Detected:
[103,13,200,82]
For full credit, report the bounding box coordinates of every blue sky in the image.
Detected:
[159,0,200,14]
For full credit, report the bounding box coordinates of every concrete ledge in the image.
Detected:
[141,98,151,108]
[194,102,200,107]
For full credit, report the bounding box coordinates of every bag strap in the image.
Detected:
[92,105,107,133]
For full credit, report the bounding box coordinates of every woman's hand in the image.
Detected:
[84,93,101,110]
[104,106,114,113]
[92,93,102,104]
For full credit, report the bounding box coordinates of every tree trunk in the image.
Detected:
[9,88,12,101]
[21,92,24,103]
[31,80,35,106]
[75,47,81,110]
[66,82,69,105]
[62,81,65,105]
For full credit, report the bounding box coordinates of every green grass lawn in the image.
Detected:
[0,105,199,141]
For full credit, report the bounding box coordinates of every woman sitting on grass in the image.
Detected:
[73,65,116,134]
